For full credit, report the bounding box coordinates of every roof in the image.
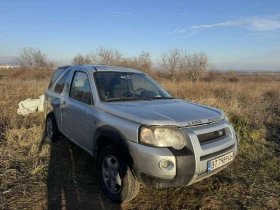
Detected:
[60,65,143,74]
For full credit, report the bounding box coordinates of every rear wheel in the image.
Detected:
[98,145,140,203]
[45,113,60,142]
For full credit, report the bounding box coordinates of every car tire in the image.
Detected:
[98,145,140,203]
[45,113,60,142]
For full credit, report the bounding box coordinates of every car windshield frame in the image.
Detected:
[93,71,173,102]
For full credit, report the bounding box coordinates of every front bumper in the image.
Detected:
[129,120,238,188]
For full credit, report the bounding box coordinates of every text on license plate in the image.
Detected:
[207,152,234,172]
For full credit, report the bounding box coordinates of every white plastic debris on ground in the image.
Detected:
[17,95,45,115]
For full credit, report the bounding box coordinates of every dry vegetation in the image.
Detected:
[0,67,280,210]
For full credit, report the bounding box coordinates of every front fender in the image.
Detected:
[92,125,136,170]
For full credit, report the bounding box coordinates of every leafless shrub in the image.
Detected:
[157,47,185,81]
[121,51,152,73]
[183,52,208,82]
[71,54,92,65]
[158,47,209,82]
[227,70,239,82]
[203,69,220,82]
[14,47,55,69]
[88,47,124,66]
[71,48,153,73]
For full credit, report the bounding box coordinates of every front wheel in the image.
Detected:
[97,145,140,203]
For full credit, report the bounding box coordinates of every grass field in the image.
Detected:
[0,69,279,210]
[0,68,12,80]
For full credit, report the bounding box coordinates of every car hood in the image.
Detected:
[101,99,224,127]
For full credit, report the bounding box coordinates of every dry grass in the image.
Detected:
[0,68,12,76]
[0,70,280,210]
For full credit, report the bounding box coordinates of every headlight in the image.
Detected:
[140,126,186,150]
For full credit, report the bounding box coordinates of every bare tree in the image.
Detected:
[157,47,187,81]
[183,52,209,82]
[136,51,152,72]
[121,51,152,73]
[158,48,209,82]
[14,47,54,68]
[72,48,152,72]
[158,47,186,73]
[71,54,92,65]
[88,47,124,66]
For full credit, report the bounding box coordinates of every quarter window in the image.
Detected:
[70,72,93,105]
[54,71,70,94]
[48,66,69,89]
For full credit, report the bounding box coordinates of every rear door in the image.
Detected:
[61,71,94,151]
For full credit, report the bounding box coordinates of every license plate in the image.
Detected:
[207,152,234,172]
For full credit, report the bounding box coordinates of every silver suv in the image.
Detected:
[44,65,238,203]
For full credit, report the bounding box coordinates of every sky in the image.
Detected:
[1,0,280,70]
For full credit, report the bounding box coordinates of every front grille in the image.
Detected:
[197,128,226,145]
[200,144,235,161]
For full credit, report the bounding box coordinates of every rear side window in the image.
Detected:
[69,72,93,105]
[54,71,70,94]
[48,66,69,89]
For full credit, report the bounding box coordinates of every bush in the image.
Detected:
[14,47,55,69]
[157,47,209,82]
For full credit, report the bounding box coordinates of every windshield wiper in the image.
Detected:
[105,97,174,102]
[152,97,174,100]
[105,97,140,102]
[138,97,174,101]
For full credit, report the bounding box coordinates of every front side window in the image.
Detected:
[70,72,93,105]
[94,72,172,101]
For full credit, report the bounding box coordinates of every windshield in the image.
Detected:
[94,72,172,101]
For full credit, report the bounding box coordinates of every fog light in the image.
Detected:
[161,160,170,168]
[159,160,174,171]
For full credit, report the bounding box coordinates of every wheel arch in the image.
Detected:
[93,125,136,171]
[45,111,58,129]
